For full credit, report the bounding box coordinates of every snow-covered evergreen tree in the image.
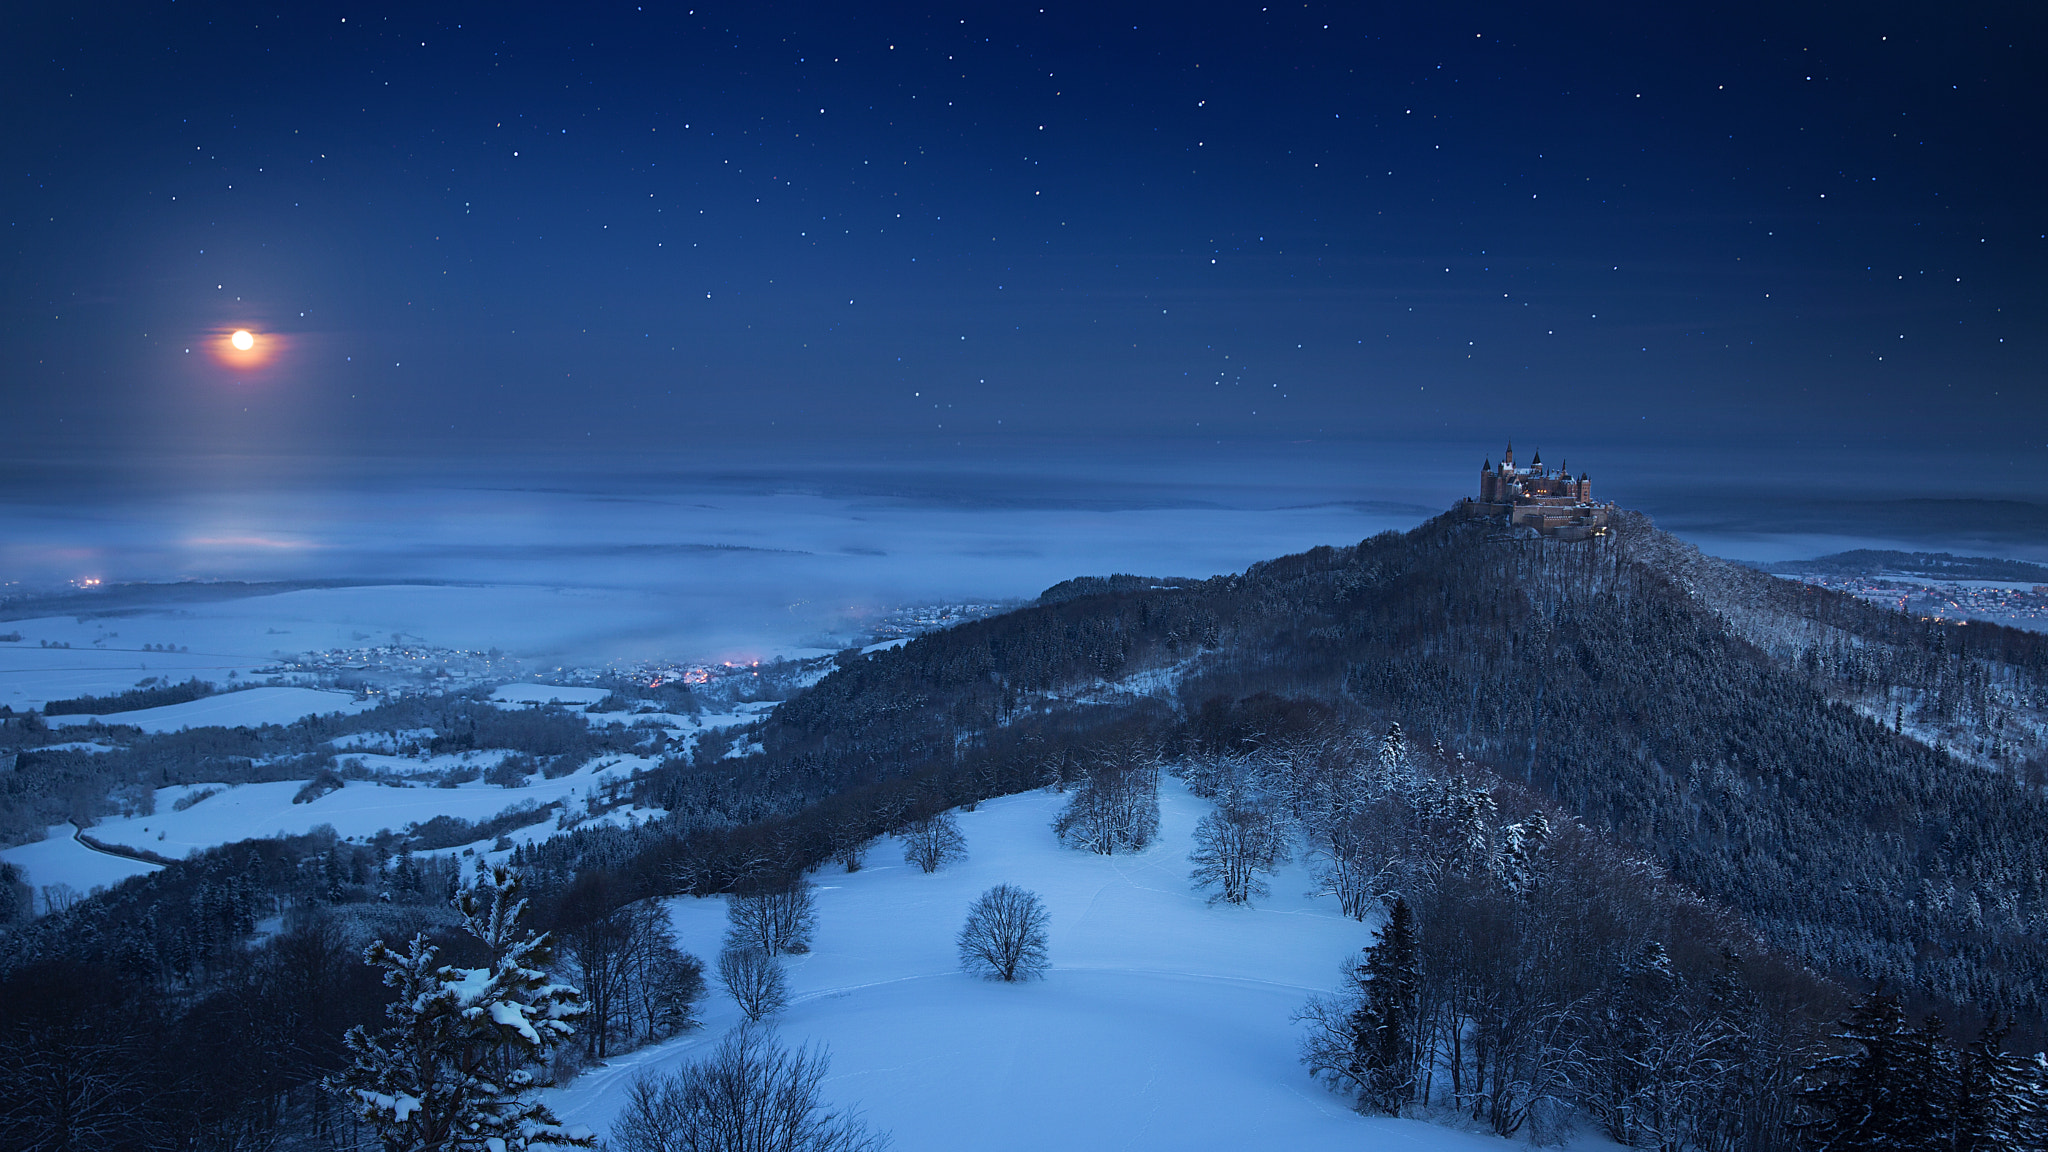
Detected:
[1297,898,1421,1116]
[1494,813,1552,896]
[1348,898,1422,1114]
[1953,1016,2028,1151]
[1372,722,1411,796]
[1797,988,1929,1151]
[329,861,592,1152]
[1897,1014,1954,1146]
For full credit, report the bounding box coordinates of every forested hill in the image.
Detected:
[669,509,2048,1027]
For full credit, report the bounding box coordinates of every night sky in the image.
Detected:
[4,2,2044,468]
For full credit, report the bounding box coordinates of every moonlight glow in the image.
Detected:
[231,330,255,351]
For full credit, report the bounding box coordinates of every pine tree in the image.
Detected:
[1895,1013,1952,1148]
[1347,898,1422,1114]
[1372,722,1411,797]
[2019,1055,2048,1151]
[1954,1015,2036,1152]
[329,861,594,1152]
[1495,813,1551,896]
[1798,988,1924,1151]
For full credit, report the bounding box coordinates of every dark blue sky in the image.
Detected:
[4,1,2043,465]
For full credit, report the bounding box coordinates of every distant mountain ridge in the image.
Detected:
[0,578,449,621]
[1760,549,2048,584]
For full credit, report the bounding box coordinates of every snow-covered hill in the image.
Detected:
[548,780,1536,1151]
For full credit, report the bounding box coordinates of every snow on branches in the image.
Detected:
[328,861,594,1152]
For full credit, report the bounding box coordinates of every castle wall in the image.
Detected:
[1468,446,1610,539]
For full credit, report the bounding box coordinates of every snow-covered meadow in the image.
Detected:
[0,633,277,713]
[0,826,165,899]
[0,753,663,902]
[547,779,1544,1152]
[491,683,614,707]
[46,686,370,732]
[93,754,657,858]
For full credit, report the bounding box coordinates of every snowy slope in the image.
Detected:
[547,780,1528,1151]
[87,757,655,859]
[0,757,660,896]
[1,827,161,906]
[46,686,370,732]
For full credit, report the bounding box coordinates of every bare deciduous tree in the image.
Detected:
[611,1024,887,1152]
[1188,800,1291,905]
[726,880,818,956]
[38,882,83,917]
[827,811,871,873]
[560,895,705,1059]
[1053,747,1160,855]
[957,884,1050,982]
[899,813,966,874]
[716,946,789,1022]
[0,967,159,1152]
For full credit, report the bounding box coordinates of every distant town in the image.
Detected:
[264,600,1021,702]
[1785,574,2048,632]
[1752,549,2048,633]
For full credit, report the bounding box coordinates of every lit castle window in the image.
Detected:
[1461,442,1613,540]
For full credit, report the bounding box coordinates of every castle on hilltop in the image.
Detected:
[1458,443,1614,541]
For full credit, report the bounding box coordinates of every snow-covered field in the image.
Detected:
[548,780,1526,1152]
[0,755,662,898]
[0,636,276,713]
[492,683,613,707]
[105,755,655,858]
[0,827,163,901]
[609,698,776,732]
[46,686,370,732]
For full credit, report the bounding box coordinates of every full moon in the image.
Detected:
[230,330,255,351]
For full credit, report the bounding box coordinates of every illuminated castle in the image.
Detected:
[1459,443,1613,540]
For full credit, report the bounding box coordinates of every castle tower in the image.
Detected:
[1463,442,1609,537]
